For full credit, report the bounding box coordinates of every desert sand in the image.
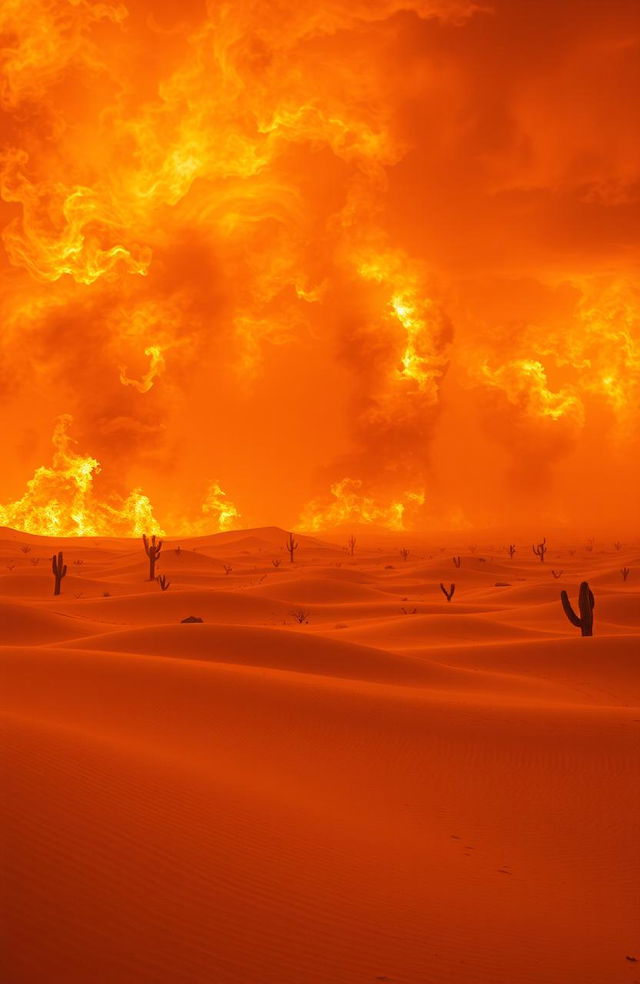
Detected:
[1,526,639,984]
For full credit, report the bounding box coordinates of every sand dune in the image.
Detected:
[52,589,293,627]
[249,574,395,603]
[2,527,639,984]
[0,600,107,645]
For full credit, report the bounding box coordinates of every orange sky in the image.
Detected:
[0,0,639,535]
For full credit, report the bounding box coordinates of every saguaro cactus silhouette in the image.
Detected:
[440,583,455,602]
[560,581,595,637]
[621,567,630,582]
[143,533,163,581]
[51,551,67,596]
[453,556,461,568]
[532,537,547,562]
[348,535,357,556]
[508,544,516,559]
[156,574,170,591]
[286,532,298,563]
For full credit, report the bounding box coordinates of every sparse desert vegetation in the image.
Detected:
[1,524,638,984]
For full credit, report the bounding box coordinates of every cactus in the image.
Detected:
[156,574,170,591]
[508,544,516,558]
[532,537,547,562]
[286,532,298,563]
[621,567,630,582]
[272,558,281,568]
[348,535,357,556]
[453,556,461,568]
[51,551,67,596]
[551,569,563,579]
[142,533,163,581]
[560,581,594,636]
[440,583,455,602]
[400,548,410,561]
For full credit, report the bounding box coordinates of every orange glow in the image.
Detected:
[1,9,639,979]
[119,345,165,394]
[0,415,240,536]
[478,360,582,422]
[0,0,638,534]
[0,415,164,536]
[300,477,425,531]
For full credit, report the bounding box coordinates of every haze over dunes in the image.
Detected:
[2,526,639,983]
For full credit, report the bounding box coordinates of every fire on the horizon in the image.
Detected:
[0,0,638,534]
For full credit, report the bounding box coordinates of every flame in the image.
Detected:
[0,417,240,537]
[479,359,582,422]
[119,345,166,394]
[0,2,638,534]
[574,284,640,413]
[200,482,241,532]
[358,251,450,400]
[473,283,640,428]
[300,478,425,531]
[0,416,164,536]
[0,150,152,284]
[118,490,163,538]
[0,0,127,110]
[162,482,241,536]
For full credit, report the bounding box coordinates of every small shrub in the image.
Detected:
[290,609,310,624]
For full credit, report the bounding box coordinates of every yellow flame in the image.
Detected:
[119,489,164,538]
[0,416,164,536]
[0,154,151,284]
[119,345,166,393]
[0,0,127,110]
[0,417,244,538]
[168,481,242,536]
[576,284,640,412]
[358,251,449,400]
[476,283,640,425]
[300,477,425,531]
[479,359,582,421]
[201,482,242,532]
